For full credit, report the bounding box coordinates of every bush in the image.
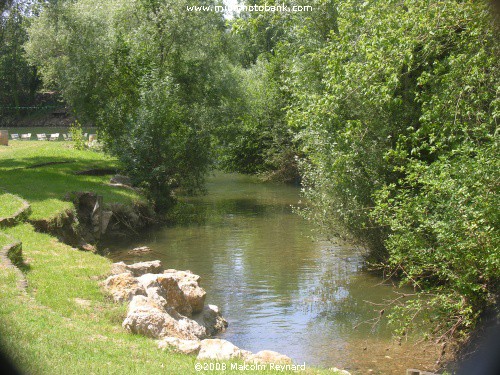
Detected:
[373,144,499,339]
[68,120,86,150]
[118,78,211,212]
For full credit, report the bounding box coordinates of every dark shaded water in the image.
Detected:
[105,173,441,374]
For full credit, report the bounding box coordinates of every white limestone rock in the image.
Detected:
[102,272,146,302]
[157,337,201,355]
[163,269,206,313]
[245,350,293,364]
[122,296,206,340]
[197,339,251,361]
[194,304,228,336]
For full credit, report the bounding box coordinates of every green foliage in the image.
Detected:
[119,77,211,211]
[219,0,337,182]
[374,144,499,339]
[0,1,40,119]
[25,0,231,209]
[290,0,499,340]
[68,120,85,150]
[217,58,298,181]
[19,0,500,346]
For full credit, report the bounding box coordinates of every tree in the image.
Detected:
[25,0,234,210]
[219,0,338,182]
[0,0,40,120]
[290,0,499,341]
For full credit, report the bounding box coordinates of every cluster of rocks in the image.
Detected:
[103,260,227,340]
[158,337,293,364]
[103,259,294,365]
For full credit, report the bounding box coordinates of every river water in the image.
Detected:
[105,173,441,374]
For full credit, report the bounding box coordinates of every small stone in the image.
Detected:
[74,298,91,307]
[245,350,292,364]
[127,246,152,255]
[81,243,97,252]
[329,368,351,375]
[157,337,201,355]
[194,304,228,336]
[110,174,132,186]
[197,339,248,361]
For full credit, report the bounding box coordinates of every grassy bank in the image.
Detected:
[0,142,336,374]
[0,141,144,221]
[0,193,25,219]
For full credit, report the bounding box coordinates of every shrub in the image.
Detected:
[69,120,86,151]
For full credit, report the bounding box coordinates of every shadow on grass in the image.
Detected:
[12,252,31,274]
[1,168,141,219]
[0,156,115,172]
[0,156,69,170]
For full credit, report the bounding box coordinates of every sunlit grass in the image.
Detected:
[0,142,144,220]
[0,193,25,218]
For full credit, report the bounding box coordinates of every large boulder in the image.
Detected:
[111,261,129,275]
[194,304,228,336]
[158,337,201,355]
[125,260,163,277]
[122,296,172,338]
[163,269,206,313]
[245,350,293,364]
[102,273,146,302]
[111,260,163,277]
[116,266,229,343]
[158,275,193,316]
[136,273,161,289]
[137,274,192,316]
[197,339,251,361]
[122,296,206,340]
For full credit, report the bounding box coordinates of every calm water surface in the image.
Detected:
[105,173,439,374]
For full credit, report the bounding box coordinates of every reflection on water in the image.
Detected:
[105,173,440,374]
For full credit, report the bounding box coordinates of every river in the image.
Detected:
[105,173,441,374]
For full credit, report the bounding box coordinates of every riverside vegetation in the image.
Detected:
[1,0,499,372]
[0,141,341,375]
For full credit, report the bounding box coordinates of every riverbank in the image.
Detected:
[0,141,340,374]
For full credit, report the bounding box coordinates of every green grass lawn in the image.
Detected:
[0,141,144,220]
[0,142,337,374]
[0,193,25,218]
